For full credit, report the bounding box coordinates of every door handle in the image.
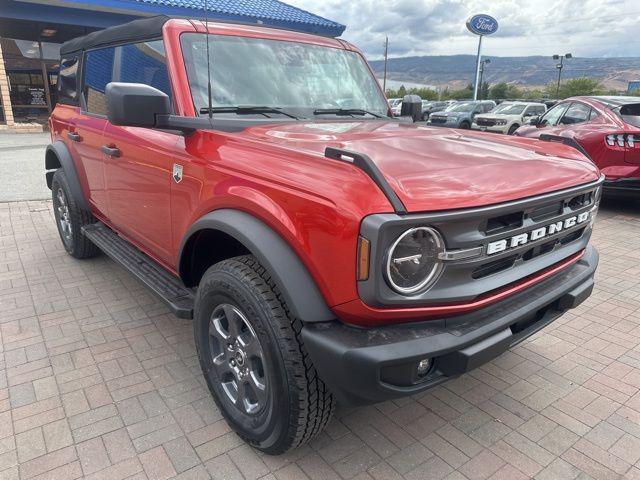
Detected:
[67,131,82,142]
[101,145,121,157]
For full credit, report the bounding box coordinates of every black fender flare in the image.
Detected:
[45,140,90,211]
[179,209,335,323]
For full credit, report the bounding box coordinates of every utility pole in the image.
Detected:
[553,53,572,98]
[383,36,389,93]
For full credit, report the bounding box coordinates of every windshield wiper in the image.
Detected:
[313,108,384,118]
[199,106,300,119]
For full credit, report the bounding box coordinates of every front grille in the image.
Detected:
[529,200,563,222]
[472,255,517,279]
[358,177,602,308]
[476,118,496,126]
[430,117,447,124]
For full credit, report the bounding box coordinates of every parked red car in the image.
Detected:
[47,16,602,453]
[515,96,640,197]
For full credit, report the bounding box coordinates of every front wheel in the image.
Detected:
[51,169,100,259]
[507,124,520,135]
[193,255,334,454]
[459,121,471,129]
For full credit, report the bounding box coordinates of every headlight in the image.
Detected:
[496,120,507,125]
[385,227,444,294]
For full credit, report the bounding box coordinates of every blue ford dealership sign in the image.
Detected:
[466,14,499,36]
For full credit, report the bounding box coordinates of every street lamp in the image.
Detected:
[553,53,572,98]
[478,58,491,99]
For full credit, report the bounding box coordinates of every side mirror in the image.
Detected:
[106,82,171,128]
[400,94,422,122]
[528,115,541,126]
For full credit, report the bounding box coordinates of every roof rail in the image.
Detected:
[324,147,407,214]
[539,134,593,162]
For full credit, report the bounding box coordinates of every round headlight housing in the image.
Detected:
[385,227,444,295]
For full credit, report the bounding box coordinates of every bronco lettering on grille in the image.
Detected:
[486,211,590,255]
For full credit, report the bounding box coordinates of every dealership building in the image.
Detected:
[0,0,344,131]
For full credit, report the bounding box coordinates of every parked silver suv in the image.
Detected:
[427,100,496,129]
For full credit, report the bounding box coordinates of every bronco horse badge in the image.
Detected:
[173,164,183,183]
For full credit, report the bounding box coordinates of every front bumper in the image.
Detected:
[427,118,458,127]
[603,178,640,198]
[472,123,508,134]
[302,246,598,405]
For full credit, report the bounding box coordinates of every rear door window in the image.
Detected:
[525,105,545,117]
[559,102,591,125]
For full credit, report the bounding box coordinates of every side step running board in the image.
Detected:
[82,223,194,319]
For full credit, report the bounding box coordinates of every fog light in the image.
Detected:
[417,358,432,377]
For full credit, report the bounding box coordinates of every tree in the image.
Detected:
[488,82,509,99]
[385,86,439,100]
[546,77,602,99]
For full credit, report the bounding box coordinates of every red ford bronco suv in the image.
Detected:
[47,16,602,454]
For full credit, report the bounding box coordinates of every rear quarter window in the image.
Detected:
[57,56,80,105]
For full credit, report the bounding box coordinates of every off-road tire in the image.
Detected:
[507,124,520,135]
[51,169,100,259]
[194,255,335,454]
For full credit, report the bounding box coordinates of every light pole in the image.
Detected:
[478,58,491,99]
[382,36,389,93]
[553,53,572,98]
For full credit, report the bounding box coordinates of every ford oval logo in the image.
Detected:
[466,14,499,36]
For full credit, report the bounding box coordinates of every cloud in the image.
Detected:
[287,0,639,59]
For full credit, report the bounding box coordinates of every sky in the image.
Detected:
[286,0,638,60]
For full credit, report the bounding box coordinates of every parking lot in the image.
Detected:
[0,137,640,479]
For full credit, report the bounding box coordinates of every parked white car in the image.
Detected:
[388,98,402,116]
[472,102,547,135]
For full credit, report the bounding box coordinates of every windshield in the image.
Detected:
[180,33,389,118]
[447,102,475,113]
[493,104,525,115]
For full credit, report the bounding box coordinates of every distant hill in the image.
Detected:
[368,55,640,91]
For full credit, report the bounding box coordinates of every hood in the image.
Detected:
[240,120,601,212]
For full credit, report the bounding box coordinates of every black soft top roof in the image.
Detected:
[60,15,170,56]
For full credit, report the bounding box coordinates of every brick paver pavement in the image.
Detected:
[0,198,639,480]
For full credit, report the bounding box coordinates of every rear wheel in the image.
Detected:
[194,255,334,454]
[51,169,99,259]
